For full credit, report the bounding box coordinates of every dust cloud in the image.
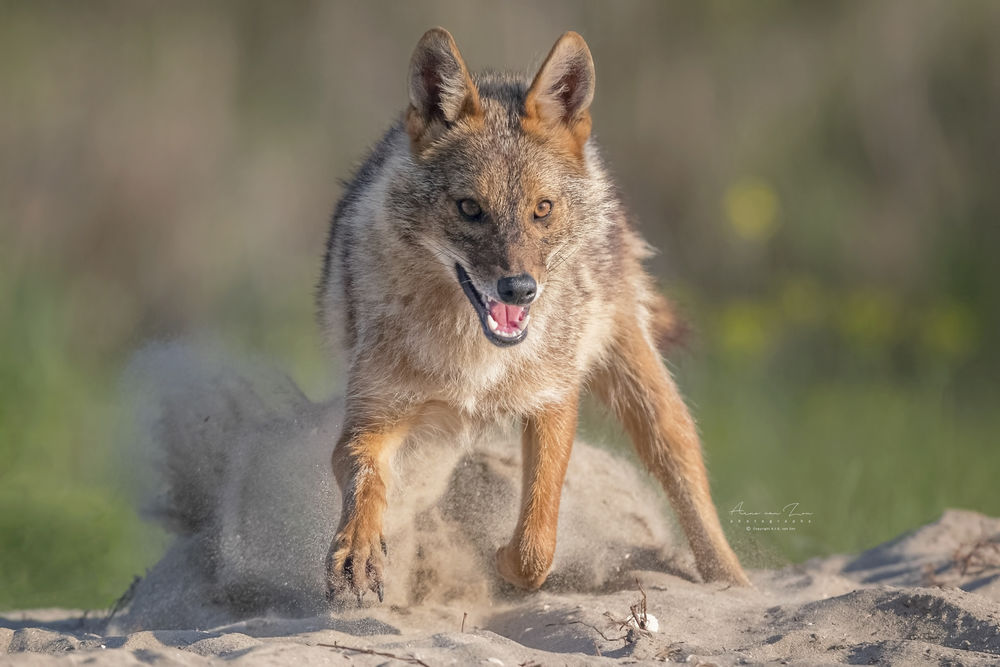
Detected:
[109,341,686,633]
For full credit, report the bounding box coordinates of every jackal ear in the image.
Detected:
[525,32,595,153]
[407,28,481,150]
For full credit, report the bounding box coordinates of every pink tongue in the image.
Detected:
[489,301,525,332]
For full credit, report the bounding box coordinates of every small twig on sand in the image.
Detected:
[954,538,1000,576]
[461,611,468,633]
[603,612,644,645]
[629,577,650,631]
[923,535,1000,587]
[604,610,628,631]
[105,575,141,625]
[603,577,654,643]
[546,578,654,652]
[544,620,628,643]
[317,641,430,666]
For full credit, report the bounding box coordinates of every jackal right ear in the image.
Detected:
[406,28,482,151]
[525,32,595,156]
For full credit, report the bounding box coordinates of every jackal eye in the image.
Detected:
[457,198,483,222]
[534,200,553,220]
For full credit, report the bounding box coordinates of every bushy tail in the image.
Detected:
[650,292,690,354]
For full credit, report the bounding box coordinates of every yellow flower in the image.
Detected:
[719,300,773,360]
[836,289,900,347]
[724,178,780,241]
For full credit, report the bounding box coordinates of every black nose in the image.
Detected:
[497,274,537,306]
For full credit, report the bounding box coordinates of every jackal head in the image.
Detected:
[389,28,599,348]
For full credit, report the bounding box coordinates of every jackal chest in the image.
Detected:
[405,335,580,418]
[454,358,574,417]
[359,293,602,418]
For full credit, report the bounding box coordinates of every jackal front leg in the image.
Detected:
[326,415,410,605]
[497,392,578,590]
[592,324,750,586]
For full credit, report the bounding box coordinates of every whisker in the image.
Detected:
[545,241,572,269]
[417,237,467,268]
[548,244,582,272]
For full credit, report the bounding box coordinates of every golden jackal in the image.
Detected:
[318,28,749,603]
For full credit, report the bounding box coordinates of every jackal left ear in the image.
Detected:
[407,28,482,151]
[525,32,595,153]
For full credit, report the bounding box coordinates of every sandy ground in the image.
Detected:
[3,345,999,665]
[4,509,1000,666]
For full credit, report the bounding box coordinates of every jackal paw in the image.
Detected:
[495,544,550,591]
[700,558,752,587]
[326,531,387,605]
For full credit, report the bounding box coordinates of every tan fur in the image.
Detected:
[589,321,749,585]
[496,389,579,589]
[319,28,749,603]
[327,418,411,601]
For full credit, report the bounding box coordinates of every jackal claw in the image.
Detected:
[325,531,387,605]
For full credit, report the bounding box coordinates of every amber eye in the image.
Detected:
[457,198,483,221]
[534,200,553,219]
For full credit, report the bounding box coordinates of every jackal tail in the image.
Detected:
[650,292,689,354]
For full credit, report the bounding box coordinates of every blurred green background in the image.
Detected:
[2,1,999,610]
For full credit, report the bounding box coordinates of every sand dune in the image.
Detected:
[3,344,998,665]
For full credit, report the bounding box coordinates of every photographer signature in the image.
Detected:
[729,501,814,518]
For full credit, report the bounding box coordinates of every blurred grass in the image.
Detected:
[691,365,1000,565]
[0,275,165,609]
[2,0,999,610]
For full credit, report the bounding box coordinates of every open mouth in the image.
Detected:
[455,264,530,347]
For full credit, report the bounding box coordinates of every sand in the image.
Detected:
[3,344,999,665]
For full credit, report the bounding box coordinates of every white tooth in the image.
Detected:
[487,314,498,331]
[519,314,531,330]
